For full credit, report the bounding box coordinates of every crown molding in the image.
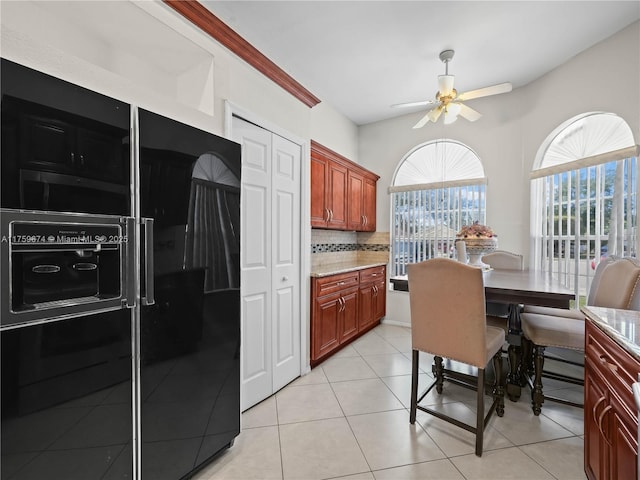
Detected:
[164,0,321,108]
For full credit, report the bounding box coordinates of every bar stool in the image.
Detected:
[407,258,505,456]
[521,257,640,415]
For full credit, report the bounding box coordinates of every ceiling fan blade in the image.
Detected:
[457,82,512,102]
[391,99,436,108]
[413,107,442,129]
[426,107,443,123]
[412,111,432,129]
[458,103,482,122]
[413,106,444,128]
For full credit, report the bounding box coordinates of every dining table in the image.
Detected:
[390,268,575,401]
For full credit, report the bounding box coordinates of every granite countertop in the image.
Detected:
[310,261,387,277]
[582,306,640,361]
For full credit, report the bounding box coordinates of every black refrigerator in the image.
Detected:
[137,109,241,479]
[0,59,241,480]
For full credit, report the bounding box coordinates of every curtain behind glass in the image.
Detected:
[185,178,240,292]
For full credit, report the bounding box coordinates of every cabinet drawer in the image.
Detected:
[586,322,640,419]
[314,271,360,297]
[360,266,386,285]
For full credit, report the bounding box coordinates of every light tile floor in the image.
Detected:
[194,323,586,480]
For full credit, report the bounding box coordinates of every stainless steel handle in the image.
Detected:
[599,355,618,373]
[32,265,60,274]
[70,152,75,165]
[73,262,98,271]
[329,209,334,222]
[325,208,330,222]
[124,217,136,308]
[597,404,613,446]
[592,395,607,425]
[633,381,640,412]
[364,215,368,226]
[141,218,155,306]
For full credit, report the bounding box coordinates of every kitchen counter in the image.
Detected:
[310,261,387,277]
[582,306,640,361]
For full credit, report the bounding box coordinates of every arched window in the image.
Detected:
[531,112,638,300]
[390,139,487,275]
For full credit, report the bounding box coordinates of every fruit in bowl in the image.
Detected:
[456,223,498,268]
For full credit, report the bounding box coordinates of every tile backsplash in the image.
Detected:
[311,229,389,269]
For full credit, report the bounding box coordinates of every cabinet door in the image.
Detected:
[20,114,74,172]
[348,170,364,230]
[585,357,609,480]
[327,161,348,229]
[312,292,341,363]
[76,128,125,183]
[363,176,377,232]
[339,287,359,344]
[611,403,638,480]
[358,283,374,332]
[373,278,386,321]
[311,154,329,227]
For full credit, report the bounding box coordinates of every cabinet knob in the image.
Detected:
[282,276,288,281]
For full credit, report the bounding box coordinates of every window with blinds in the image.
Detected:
[390,140,487,276]
[531,112,638,302]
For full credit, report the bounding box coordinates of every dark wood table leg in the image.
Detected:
[506,304,524,401]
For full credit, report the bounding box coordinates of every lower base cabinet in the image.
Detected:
[311,266,386,366]
[584,320,639,480]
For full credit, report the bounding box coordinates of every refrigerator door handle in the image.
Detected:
[141,218,155,306]
[125,216,137,308]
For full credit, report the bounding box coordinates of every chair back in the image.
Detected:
[586,255,617,305]
[590,257,640,309]
[481,250,524,271]
[407,258,488,368]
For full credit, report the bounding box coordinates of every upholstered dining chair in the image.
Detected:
[407,258,505,457]
[521,256,640,415]
[481,250,524,331]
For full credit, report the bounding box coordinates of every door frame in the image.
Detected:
[223,100,312,383]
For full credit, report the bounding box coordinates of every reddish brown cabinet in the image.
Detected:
[347,170,377,231]
[311,266,387,366]
[311,140,378,231]
[585,320,639,480]
[311,271,360,365]
[358,266,386,332]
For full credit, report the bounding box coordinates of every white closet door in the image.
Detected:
[232,116,301,411]
[271,134,301,391]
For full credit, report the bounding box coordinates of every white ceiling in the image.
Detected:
[203,1,639,126]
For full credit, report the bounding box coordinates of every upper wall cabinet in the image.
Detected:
[311,140,379,231]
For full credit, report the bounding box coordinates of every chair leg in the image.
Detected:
[410,350,419,424]
[492,350,505,417]
[521,336,534,377]
[531,344,545,416]
[475,368,485,457]
[433,356,444,394]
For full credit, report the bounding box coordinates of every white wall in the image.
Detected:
[0,1,359,156]
[361,21,639,325]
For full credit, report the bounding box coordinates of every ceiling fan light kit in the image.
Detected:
[392,49,512,128]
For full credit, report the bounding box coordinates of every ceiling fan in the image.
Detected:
[393,49,512,128]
